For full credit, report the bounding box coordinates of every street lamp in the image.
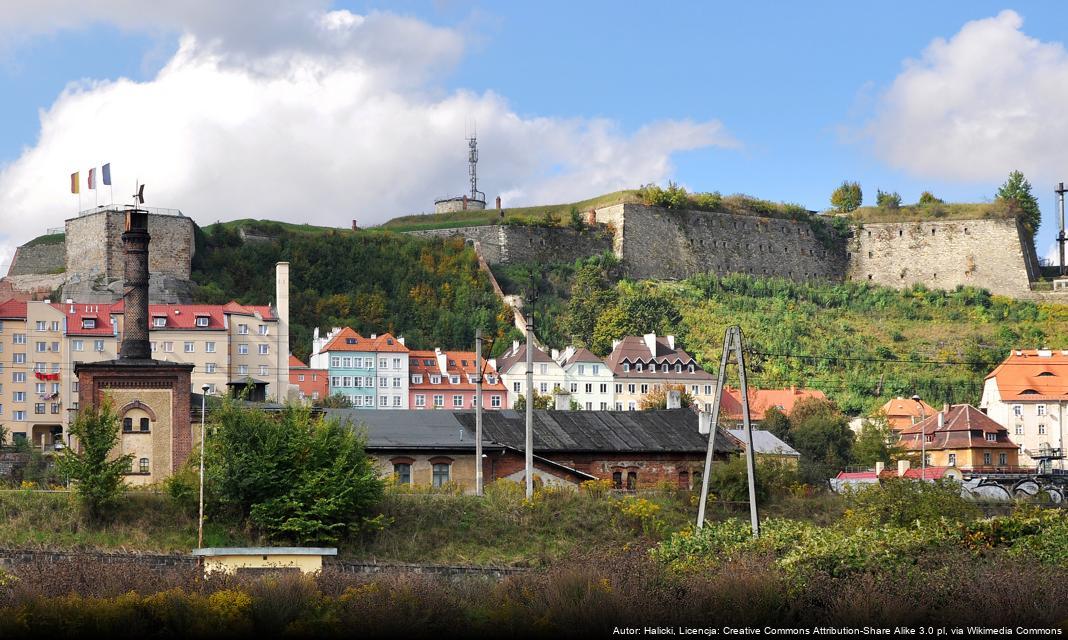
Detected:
[911,395,926,480]
[198,383,210,549]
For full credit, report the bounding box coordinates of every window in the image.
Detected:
[689,364,695,373]
[202,341,215,354]
[600,402,607,410]
[615,384,622,393]
[394,463,411,484]
[35,341,46,352]
[539,364,547,375]
[297,374,305,382]
[35,321,46,331]
[35,383,44,394]
[453,395,463,407]
[206,363,216,374]
[13,353,25,364]
[258,325,268,336]
[999,453,1008,465]
[51,383,59,394]
[14,411,25,421]
[379,396,387,407]
[13,333,26,344]
[491,395,501,408]
[331,376,340,387]
[139,458,150,474]
[628,402,636,411]
[80,319,95,330]
[640,384,649,394]
[627,384,635,394]
[636,363,643,372]
[162,342,174,353]
[704,385,713,395]
[196,316,209,327]
[392,358,401,369]
[592,365,599,375]
[585,402,592,410]
[513,381,521,393]
[73,339,84,351]
[379,377,388,387]
[152,317,166,328]
[415,394,426,407]
[430,375,441,384]
[1015,425,1024,435]
[585,383,592,393]
[184,342,195,353]
[433,394,444,407]
[393,377,401,388]
[342,376,352,387]
[626,471,637,491]
[450,375,460,385]
[948,453,956,466]
[393,396,402,407]
[612,471,622,489]
[432,463,450,487]
[1038,404,1047,416]
[578,365,585,375]
[34,403,44,414]
[984,452,992,465]
[412,374,423,384]
[123,418,133,432]
[1039,424,1047,435]
[238,324,248,335]
[570,383,578,393]
[675,364,682,373]
[258,344,269,355]
[238,365,248,375]
[94,340,105,352]
[487,375,497,385]
[539,383,548,393]
[140,418,150,432]
[259,365,268,376]
[985,433,996,442]
[238,344,248,355]
[623,363,630,372]
[1013,405,1023,417]
[13,373,25,383]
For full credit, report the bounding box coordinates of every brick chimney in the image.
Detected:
[667,390,682,409]
[554,391,571,410]
[495,196,501,210]
[119,209,151,360]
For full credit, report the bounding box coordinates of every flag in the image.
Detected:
[88,167,96,190]
[102,163,111,186]
[70,172,79,194]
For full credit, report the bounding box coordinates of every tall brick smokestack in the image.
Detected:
[119,209,151,360]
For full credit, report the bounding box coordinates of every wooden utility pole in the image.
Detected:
[696,326,760,538]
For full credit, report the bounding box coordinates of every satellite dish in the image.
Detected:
[132,183,145,205]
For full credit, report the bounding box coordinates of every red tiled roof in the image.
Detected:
[322,327,369,352]
[289,355,307,369]
[409,349,504,391]
[368,332,408,353]
[879,396,937,429]
[899,404,1018,451]
[0,298,27,319]
[51,302,117,336]
[985,349,1068,402]
[114,301,228,330]
[721,386,827,420]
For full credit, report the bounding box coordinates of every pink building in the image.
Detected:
[408,348,507,411]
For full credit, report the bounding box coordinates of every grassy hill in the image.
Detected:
[844,201,1016,224]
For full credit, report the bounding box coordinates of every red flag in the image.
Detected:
[88,167,96,190]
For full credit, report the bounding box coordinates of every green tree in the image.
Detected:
[783,397,854,484]
[207,401,383,544]
[761,406,791,442]
[851,412,904,467]
[830,181,863,212]
[564,264,618,348]
[875,190,901,209]
[315,394,353,408]
[56,400,133,522]
[590,287,681,355]
[568,206,585,231]
[918,191,943,205]
[997,170,1041,235]
[638,384,694,410]
[512,390,554,411]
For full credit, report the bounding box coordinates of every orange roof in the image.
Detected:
[986,349,1068,402]
[880,397,936,418]
[408,349,504,391]
[289,355,307,368]
[368,332,408,353]
[721,386,827,420]
[322,327,370,352]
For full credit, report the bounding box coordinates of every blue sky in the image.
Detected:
[1,2,1067,267]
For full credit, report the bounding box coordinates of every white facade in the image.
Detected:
[494,341,566,408]
[980,377,1066,470]
[555,346,614,410]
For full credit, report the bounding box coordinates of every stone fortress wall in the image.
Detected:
[64,209,194,281]
[6,243,64,276]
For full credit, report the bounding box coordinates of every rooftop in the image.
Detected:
[985,349,1068,402]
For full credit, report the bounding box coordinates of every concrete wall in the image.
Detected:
[846,218,1034,297]
[405,224,613,265]
[64,210,194,281]
[7,242,65,276]
[594,203,846,282]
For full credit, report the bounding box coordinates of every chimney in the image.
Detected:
[551,348,559,361]
[275,262,290,401]
[942,403,950,414]
[462,195,468,210]
[667,390,682,409]
[612,339,621,351]
[554,391,571,410]
[398,336,405,346]
[351,220,359,231]
[897,459,910,477]
[875,461,885,475]
[643,333,657,358]
[495,196,501,210]
[698,411,712,435]
[119,209,151,360]
[666,335,675,351]
[512,340,520,355]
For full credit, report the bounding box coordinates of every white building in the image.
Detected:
[980,349,1067,470]
[493,341,566,408]
[554,346,614,410]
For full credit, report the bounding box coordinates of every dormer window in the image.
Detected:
[661,364,669,372]
[675,363,682,373]
[688,364,695,373]
[387,338,394,345]
[412,374,423,384]
[152,317,166,328]
[81,318,96,329]
[487,375,497,385]
[985,433,997,442]
[623,363,630,372]
[430,375,441,384]
[345,337,357,345]
[450,375,460,385]
[195,316,209,327]
[636,363,643,372]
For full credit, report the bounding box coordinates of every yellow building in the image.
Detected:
[192,547,337,575]
[899,404,1023,471]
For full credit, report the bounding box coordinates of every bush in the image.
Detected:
[842,478,980,528]
[56,400,133,522]
[830,181,862,212]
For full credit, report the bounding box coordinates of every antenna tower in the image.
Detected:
[468,134,485,202]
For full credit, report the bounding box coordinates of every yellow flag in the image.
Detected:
[70,172,79,194]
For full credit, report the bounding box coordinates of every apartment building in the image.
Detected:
[289,355,327,402]
[554,346,613,410]
[370,333,409,409]
[408,348,506,411]
[320,328,378,408]
[604,334,716,411]
[0,301,67,449]
[899,404,1022,471]
[981,349,1068,470]
[494,341,566,408]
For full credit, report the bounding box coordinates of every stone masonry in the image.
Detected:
[405,224,614,265]
[6,242,64,276]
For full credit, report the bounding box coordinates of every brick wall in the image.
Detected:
[488,449,721,490]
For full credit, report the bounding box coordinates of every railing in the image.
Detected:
[78,205,183,217]
[961,465,1037,475]
[45,227,64,235]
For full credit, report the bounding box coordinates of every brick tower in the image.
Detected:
[74,208,194,485]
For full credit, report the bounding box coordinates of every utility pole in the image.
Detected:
[475,328,484,496]
[525,272,536,499]
[1057,182,1067,276]
[697,326,759,537]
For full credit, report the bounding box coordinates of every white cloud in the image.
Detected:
[866,10,1068,184]
[0,5,735,254]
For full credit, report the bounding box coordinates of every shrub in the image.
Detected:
[842,478,980,529]
[56,400,133,522]
[830,181,862,212]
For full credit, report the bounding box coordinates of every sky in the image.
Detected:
[2,1,1068,272]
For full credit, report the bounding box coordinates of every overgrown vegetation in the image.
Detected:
[192,225,514,361]
[56,401,132,522]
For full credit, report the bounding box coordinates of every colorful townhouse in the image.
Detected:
[370,333,410,409]
[289,355,327,402]
[981,349,1068,470]
[319,328,379,408]
[604,334,717,411]
[554,346,614,410]
[408,348,506,410]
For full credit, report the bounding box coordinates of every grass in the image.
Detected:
[381,190,641,232]
[21,233,65,247]
[844,201,1016,224]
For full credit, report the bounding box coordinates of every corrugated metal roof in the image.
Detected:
[726,429,800,456]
